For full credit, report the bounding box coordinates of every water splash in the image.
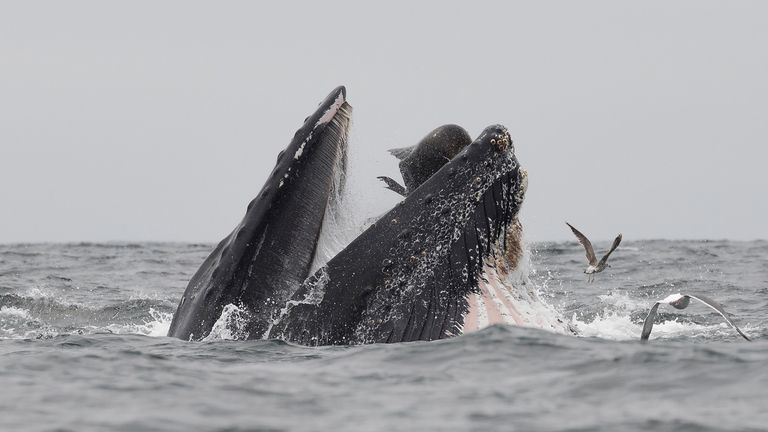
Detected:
[0,306,33,339]
[309,124,390,273]
[493,238,574,334]
[201,304,250,341]
[562,290,754,341]
[464,238,574,335]
[106,307,174,337]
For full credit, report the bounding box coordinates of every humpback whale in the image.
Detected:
[168,87,352,341]
[268,125,526,345]
[376,124,543,335]
[168,87,529,345]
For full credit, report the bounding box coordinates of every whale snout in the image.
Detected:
[490,130,512,153]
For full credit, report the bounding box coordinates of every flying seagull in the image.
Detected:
[566,222,622,282]
[640,293,751,342]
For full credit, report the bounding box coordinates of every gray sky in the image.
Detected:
[1,1,767,243]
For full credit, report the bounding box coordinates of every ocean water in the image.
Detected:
[1,240,766,432]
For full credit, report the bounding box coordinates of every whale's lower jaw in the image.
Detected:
[167,87,352,341]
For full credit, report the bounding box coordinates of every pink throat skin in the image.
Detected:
[459,264,573,336]
[462,269,526,333]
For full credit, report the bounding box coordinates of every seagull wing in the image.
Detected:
[641,294,687,341]
[598,233,623,267]
[566,222,597,265]
[640,302,661,341]
[687,294,751,342]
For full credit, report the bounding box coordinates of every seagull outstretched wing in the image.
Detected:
[566,222,597,266]
[640,293,751,341]
[686,294,751,341]
[598,233,623,267]
[640,302,662,341]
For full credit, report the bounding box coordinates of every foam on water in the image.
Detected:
[104,307,174,337]
[0,305,32,319]
[573,310,757,341]
[571,310,642,340]
[23,286,54,299]
[0,306,33,339]
[562,291,650,340]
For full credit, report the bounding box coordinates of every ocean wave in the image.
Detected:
[0,293,175,339]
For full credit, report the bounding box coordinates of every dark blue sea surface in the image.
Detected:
[1,241,766,431]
